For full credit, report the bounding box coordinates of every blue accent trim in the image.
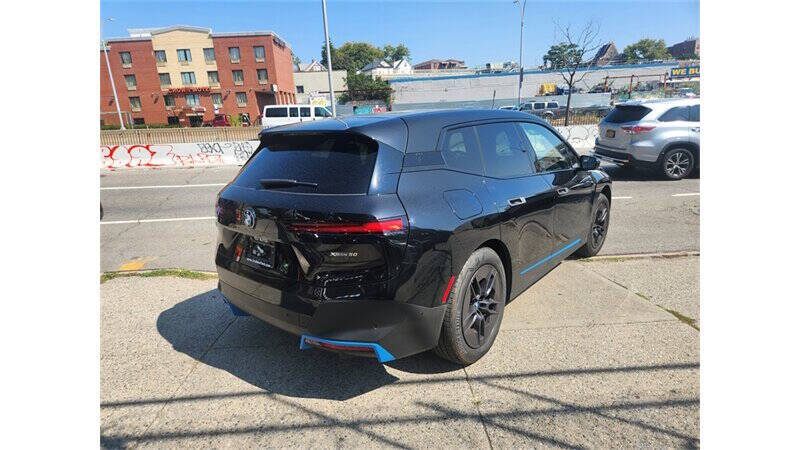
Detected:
[520,238,582,276]
[388,62,679,84]
[299,334,396,363]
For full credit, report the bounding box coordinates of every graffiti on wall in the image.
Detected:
[101,141,259,169]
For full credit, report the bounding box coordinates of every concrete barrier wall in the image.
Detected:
[555,125,600,150]
[100,126,598,170]
[101,141,258,169]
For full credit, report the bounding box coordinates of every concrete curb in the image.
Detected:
[579,251,699,262]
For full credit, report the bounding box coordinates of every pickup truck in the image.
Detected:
[518,101,562,119]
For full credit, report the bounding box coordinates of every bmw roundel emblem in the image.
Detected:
[243,207,256,228]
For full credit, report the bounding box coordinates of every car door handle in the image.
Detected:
[507,197,526,206]
[557,187,570,196]
[691,127,700,132]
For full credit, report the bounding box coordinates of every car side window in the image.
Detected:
[314,107,331,118]
[659,106,690,122]
[519,103,531,111]
[546,102,558,109]
[475,122,532,178]
[534,103,545,110]
[689,104,699,122]
[441,127,483,175]
[517,122,578,172]
[300,107,311,117]
[289,107,299,118]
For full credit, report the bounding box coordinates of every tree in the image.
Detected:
[321,41,384,73]
[339,73,392,104]
[544,21,602,126]
[621,38,671,62]
[291,51,301,69]
[383,44,410,63]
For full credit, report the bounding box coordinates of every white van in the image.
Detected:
[261,105,333,129]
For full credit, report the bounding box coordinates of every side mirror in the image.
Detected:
[580,155,600,170]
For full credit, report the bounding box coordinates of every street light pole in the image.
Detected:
[321,0,337,117]
[102,18,126,129]
[515,0,527,107]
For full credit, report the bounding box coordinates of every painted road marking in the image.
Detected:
[672,193,700,197]
[100,183,227,191]
[101,216,216,225]
[118,258,147,271]
[612,196,632,200]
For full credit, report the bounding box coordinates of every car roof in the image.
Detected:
[617,97,699,108]
[260,108,549,153]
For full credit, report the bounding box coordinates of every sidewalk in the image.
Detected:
[100,256,699,448]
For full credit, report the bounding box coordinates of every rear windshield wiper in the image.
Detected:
[259,178,319,189]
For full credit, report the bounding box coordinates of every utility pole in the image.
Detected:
[102,18,126,129]
[321,0,336,117]
[514,0,527,107]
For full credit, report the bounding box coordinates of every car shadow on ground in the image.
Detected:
[156,289,463,401]
[599,163,700,181]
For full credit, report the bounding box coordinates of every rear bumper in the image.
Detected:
[593,143,658,167]
[217,269,447,362]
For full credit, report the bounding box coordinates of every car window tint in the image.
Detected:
[605,105,651,123]
[289,107,299,117]
[300,107,311,117]
[265,107,288,118]
[659,106,690,122]
[314,107,331,117]
[689,104,699,122]
[441,127,483,175]
[534,103,544,110]
[519,103,531,110]
[546,102,558,108]
[475,122,532,178]
[518,122,577,172]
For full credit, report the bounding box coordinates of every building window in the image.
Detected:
[181,72,196,85]
[257,68,268,83]
[154,50,166,63]
[232,70,244,85]
[129,96,141,111]
[167,116,180,125]
[228,47,240,62]
[203,47,215,62]
[185,94,200,107]
[296,85,305,94]
[119,51,132,66]
[124,74,137,90]
[253,46,265,61]
[235,92,247,106]
[159,73,171,86]
[207,71,219,86]
[164,94,175,107]
[212,93,223,107]
[133,118,145,125]
[177,48,192,62]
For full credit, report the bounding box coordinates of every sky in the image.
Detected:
[100,0,699,68]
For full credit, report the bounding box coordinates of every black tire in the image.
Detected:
[100,202,104,220]
[575,193,610,258]
[662,148,695,180]
[434,247,506,365]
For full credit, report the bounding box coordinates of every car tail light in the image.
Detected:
[621,125,655,134]
[288,218,404,235]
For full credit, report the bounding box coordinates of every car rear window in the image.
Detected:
[605,105,652,123]
[264,107,288,118]
[234,133,378,194]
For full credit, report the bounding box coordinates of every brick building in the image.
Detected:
[100,25,296,128]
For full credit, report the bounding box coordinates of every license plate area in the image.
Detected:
[605,129,616,138]
[244,238,275,269]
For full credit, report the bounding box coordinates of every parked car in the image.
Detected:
[261,105,333,129]
[215,109,611,365]
[203,114,231,127]
[518,101,561,119]
[592,98,700,179]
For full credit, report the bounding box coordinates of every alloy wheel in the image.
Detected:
[591,205,608,247]
[666,151,691,178]
[461,265,501,349]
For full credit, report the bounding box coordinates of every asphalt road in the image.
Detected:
[100,163,699,272]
